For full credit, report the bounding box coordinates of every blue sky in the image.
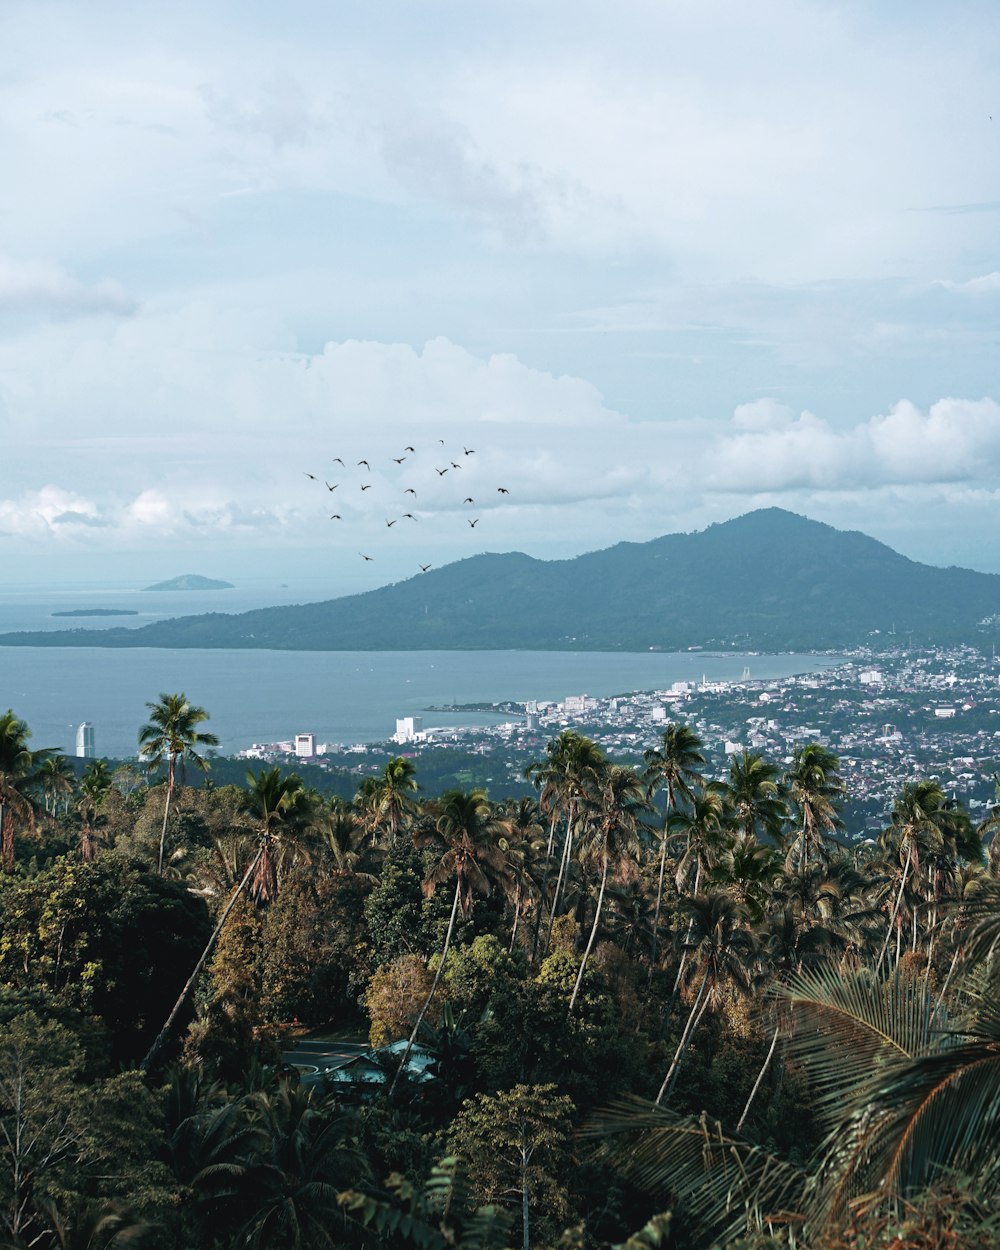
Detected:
[2,0,999,589]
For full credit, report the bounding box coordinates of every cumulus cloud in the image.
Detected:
[934,273,1000,294]
[0,256,135,321]
[710,397,1000,493]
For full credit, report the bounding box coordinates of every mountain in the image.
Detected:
[3,510,999,651]
[142,574,234,591]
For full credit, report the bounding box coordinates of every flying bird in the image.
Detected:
[360,553,373,561]
[436,467,449,476]
[332,458,345,466]
[360,484,372,491]
[403,513,417,520]
[438,438,445,444]
[404,445,415,452]
[451,461,461,469]
[325,481,339,491]
[419,564,431,572]
[358,459,370,470]
[463,497,474,504]
[329,514,341,520]
[392,457,406,464]
[404,488,417,495]
[464,447,474,455]
[468,518,479,527]
[386,518,398,527]
[497,487,509,494]
[304,472,317,480]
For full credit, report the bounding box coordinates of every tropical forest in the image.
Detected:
[0,698,999,1250]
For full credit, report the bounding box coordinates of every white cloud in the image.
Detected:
[934,273,1000,294]
[0,256,135,319]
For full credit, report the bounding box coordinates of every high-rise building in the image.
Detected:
[294,732,316,758]
[75,722,95,758]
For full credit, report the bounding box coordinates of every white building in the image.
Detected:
[294,733,316,758]
[859,669,883,685]
[394,716,424,744]
[75,722,95,758]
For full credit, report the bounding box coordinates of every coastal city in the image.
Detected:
[229,643,1000,835]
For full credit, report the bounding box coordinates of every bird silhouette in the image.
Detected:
[360,484,372,491]
[438,439,445,444]
[404,445,415,452]
[451,461,461,469]
[332,458,345,466]
[464,447,474,455]
[330,514,341,520]
[325,481,339,491]
[304,472,317,480]
[360,553,373,561]
[386,518,398,527]
[358,459,370,470]
[404,488,417,496]
[403,513,417,520]
[436,467,449,475]
[419,563,431,572]
[468,518,479,527]
[497,487,509,494]
[463,497,474,504]
[392,457,406,464]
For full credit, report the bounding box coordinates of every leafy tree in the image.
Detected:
[137,693,219,874]
[0,710,52,872]
[447,1084,575,1250]
[723,750,787,845]
[784,742,844,871]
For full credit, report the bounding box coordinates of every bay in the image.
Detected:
[0,645,841,759]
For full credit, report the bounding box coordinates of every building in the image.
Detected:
[294,732,316,759]
[75,722,95,758]
[394,716,424,744]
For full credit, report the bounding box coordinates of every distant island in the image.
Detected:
[142,575,235,592]
[52,609,139,618]
[4,509,1000,653]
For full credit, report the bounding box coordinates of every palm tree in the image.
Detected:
[875,779,956,974]
[390,788,511,1096]
[138,693,219,875]
[0,710,52,872]
[724,749,788,845]
[497,797,545,953]
[242,767,312,905]
[784,742,844,871]
[528,732,606,960]
[655,890,757,1105]
[76,759,113,861]
[35,753,76,818]
[370,756,419,846]
[569,764,653,1011]
[642,724,706,969]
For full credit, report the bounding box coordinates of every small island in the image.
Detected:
[142,574,235,592]
[52,609,140,618]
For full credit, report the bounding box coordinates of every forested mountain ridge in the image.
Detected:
[5,508,1000,650]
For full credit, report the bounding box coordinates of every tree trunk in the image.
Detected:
[141,843,264,1073]
[876,838,912,975]
[543,801,576,958]
[530,812,560,962]
[390,878,461,1098]
[569,857,608,1012]
[157,763,176,876]
[736,1019,780,1132]
[521,1140,530,1250]
[655,964,709,1105]
[509,884,522,954]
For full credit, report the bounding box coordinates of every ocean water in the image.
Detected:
[0,582,841,757]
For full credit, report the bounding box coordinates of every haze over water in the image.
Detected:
[0,582,841,758]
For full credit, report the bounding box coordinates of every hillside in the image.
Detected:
[3,509,999,651]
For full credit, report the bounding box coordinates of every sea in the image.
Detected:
[0,579,843,758]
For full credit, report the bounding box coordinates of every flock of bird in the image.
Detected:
[303,440,511,571]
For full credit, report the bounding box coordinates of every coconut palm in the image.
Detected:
[35,753,76,818]
[569,765,653,1011]
[642,723,706,968]
[497,796,546,953]
[138,693,219,874]
[242,767,312,905]
[654,890,757,1105]
[0,710,52,872]
[784,742,844,871]
[390,788,511,1096]
[370,756,419,846]
[723,749,788,845]
[76,759,113,861]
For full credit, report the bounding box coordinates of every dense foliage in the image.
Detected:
[0,702,998,1249]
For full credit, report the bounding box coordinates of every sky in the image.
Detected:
[2,0,1000,592]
